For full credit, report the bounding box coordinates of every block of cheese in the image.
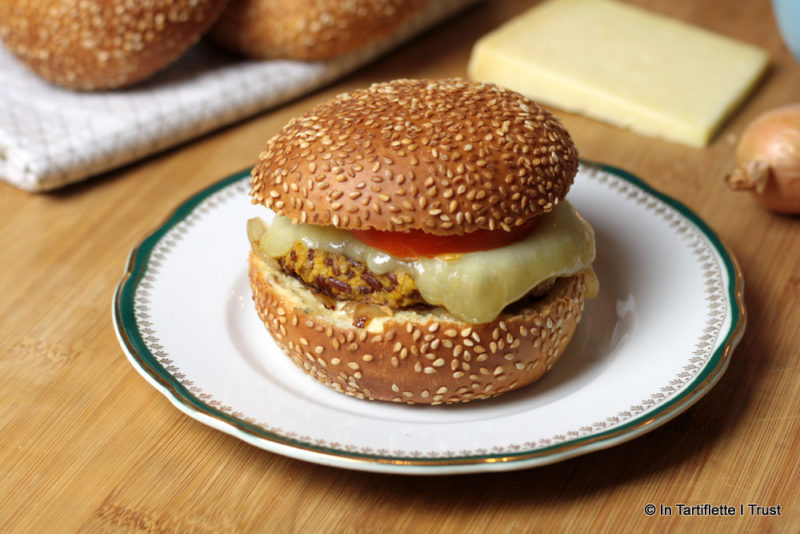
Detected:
[467,0,769,147]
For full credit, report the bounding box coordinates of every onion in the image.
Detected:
[343,302,392,328]
[726,104,800,214]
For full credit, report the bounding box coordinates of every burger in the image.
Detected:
[247,78,597,404]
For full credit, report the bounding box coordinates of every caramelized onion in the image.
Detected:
[343,302,392,328]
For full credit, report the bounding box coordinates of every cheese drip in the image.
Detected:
[250,201,595,323]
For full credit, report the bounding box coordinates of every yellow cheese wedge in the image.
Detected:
[467,0,769,147]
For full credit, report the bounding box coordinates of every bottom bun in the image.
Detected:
[248,252,587,404]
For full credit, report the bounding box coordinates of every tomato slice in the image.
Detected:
[349,218,539,258]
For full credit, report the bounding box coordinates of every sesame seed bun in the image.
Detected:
[0,0,229,91]
[251,78,579,235]
[210,0,431,61]
[249,252,587,404]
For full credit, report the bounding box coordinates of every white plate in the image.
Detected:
[113,163,745,475]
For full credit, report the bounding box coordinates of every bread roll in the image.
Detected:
[211,0,431,60]
[251,78,579,234]
[250,252,588,404]
[0,0,230,90]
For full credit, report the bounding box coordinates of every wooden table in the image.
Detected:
[2,0,799,531]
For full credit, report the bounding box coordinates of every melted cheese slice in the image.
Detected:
[249,201,595,324]
[468,0,769,147]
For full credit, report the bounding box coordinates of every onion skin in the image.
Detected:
[726,104,800,214]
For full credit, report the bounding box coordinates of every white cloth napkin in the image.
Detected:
[0,0,477,192]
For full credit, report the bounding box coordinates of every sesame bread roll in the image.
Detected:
[251,78,579,234]
[250,252,588,404]
[210,0,431,61]
[0,0,230,91]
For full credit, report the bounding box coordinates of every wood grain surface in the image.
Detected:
[2,0,799,532]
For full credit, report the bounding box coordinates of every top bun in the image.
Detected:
[0,0,229,91]
[251,78,579,235]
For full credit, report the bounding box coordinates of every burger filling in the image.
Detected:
[248,200,596,324]
[273,240,558,310]
[276,241,425,308]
